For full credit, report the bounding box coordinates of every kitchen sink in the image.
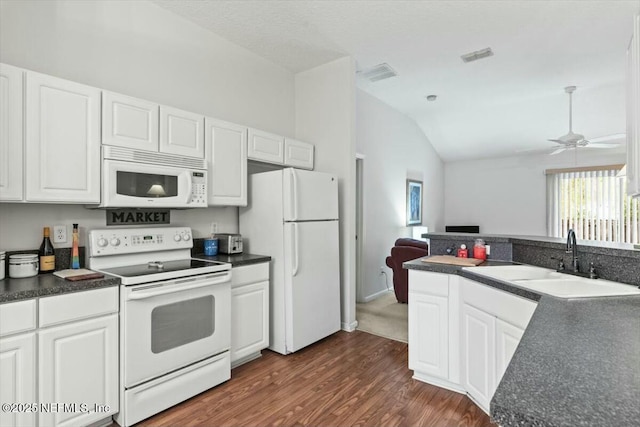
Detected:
[511,278,640,298]
[464,265,640,298]
[468,265,566,281]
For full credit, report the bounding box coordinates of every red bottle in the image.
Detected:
[457,244,468,258]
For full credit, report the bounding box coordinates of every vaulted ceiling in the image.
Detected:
[153,0,639,162]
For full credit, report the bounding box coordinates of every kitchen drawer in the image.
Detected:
[39,287,119,328]
[232,263,269,288]
[0,300,36,337]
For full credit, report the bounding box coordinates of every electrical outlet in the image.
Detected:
[210,222,218,235]
[380,266,385,275]
[53,225,67,243]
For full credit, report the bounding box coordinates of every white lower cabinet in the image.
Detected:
[39,314,118,427]
[461,303,496,411]
[460,277,537,414]
[408,272,537,415]
[0,288,119,427]
[408,270,462,392]
[495,318,526,386]
[0,333,36,427]
[230,263,269,367]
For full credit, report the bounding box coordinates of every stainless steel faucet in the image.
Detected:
[566,229,579,272]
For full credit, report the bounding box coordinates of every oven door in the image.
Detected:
[102,159,194,208]
[122,271,231,388]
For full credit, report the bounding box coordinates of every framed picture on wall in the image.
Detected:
[406,179,423,225]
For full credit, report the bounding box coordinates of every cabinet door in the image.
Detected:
[408,292,448,379]
[231,281,269,364]
[0,63,24,201]
[284,138,314,170]
[39,314,118,427]
[205,118,247,206]
[159,105,204,158]
[25,71,101,203]
[0,333,36,427]
[495,318,525,388]
[462,303,495,413]
[102,91,159,151]
[248,128,284,164]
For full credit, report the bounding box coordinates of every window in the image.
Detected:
[546,165,639,244]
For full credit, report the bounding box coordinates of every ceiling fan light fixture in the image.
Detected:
[461,47,494,63]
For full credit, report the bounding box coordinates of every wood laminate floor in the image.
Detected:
[137,331,496,427]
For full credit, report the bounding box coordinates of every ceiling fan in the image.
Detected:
[547,86,625,155]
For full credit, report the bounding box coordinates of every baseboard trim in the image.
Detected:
[341,320,358,332]
[362,288,394,303]
[412,372,466,394]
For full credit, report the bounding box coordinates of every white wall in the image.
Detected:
[295,57,357,330]
[0,0,295,250]
[355,90,445,301]
[444,151,626,236]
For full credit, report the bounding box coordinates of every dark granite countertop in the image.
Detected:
[492,295,640,427]
[0,273,120,304]
[424,232,640,257]
[192,253,271,267]
[404,257,640,426]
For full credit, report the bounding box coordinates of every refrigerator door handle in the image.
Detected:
[291,168,298,221]
[292,223,299,276]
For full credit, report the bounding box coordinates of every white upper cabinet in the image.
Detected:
[102,91,159,151]
[25,71,101,203]
[248,128,284,164]
[0,63,24,201]
[205,118,247,206]
[627,14,640,197]
[284,138,314,170]
[160,105,204,158]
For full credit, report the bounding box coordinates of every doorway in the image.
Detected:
[356,154,364,303]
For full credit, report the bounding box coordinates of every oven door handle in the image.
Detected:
[127,272,230,300]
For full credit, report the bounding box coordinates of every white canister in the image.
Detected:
[9,254,39,279]
[0,251,5,280]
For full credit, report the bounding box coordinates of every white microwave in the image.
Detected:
[99,146,208,208]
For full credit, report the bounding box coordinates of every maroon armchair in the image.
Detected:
[385,238,429,303]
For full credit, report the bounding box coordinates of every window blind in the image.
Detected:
[547,168,639,244]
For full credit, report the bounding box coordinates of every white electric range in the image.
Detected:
[88,227,232,427]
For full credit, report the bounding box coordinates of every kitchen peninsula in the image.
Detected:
[404,233,640,427]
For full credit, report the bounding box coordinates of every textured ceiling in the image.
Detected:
[152,0,640,162]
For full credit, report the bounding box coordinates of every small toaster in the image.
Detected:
[216,233,243,254]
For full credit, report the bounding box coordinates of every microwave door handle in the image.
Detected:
[185,171,194,204]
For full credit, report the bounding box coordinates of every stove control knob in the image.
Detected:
[174,234,182,242]
[97,238,108,247]
[110,238,121,247]
[183,233,191,241]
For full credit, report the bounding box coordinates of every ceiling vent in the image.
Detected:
[358,63,398,82]
[461,47,494,63]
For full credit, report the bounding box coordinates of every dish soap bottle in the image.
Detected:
[457,244,468,258]
[39,227,55,273]
[71,223,80,269]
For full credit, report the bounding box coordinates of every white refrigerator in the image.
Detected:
[240,168,340,355]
